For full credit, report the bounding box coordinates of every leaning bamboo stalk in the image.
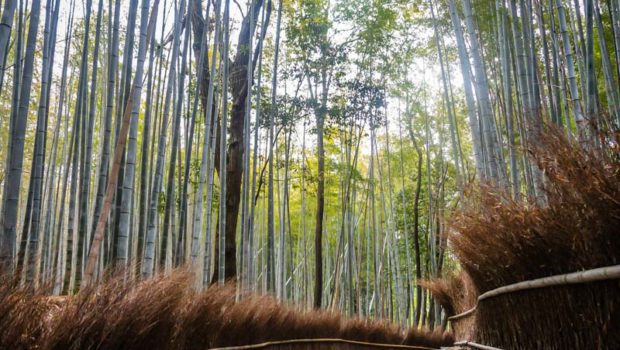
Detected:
[461,0,503,183]
[556,0,585,135]
[117,0,152,266]
[143,0,181,278]
[82,0,160,288]
[190,0,214,267]
[447,0,484,178]
[594,0,620,124]
[0,0,17,92]
[449,264,620,321]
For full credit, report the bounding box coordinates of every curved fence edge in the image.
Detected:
[448,264,620,322]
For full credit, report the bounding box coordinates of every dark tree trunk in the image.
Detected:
[191,0,267,282]
[407,123,423,326]
[314,110,325,309]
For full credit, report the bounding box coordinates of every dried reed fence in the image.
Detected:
[448,264,620,322]
[211,338,441,350]
[0,270,453,350]
[452,340,502,350]
[424,129,620,349]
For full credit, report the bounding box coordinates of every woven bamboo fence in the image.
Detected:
[449,264,620,322]
[448,265,620,349]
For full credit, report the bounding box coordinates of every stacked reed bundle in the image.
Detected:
[419,272,476,341]
[435,130,620,349]
[0,274,52,349]
[0,269,453,350]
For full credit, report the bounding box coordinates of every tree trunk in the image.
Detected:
[210,0,266,283]
[313,71,328,309]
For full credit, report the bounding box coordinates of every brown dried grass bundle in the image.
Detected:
[448,129,620,349]
[0,274,51,349]
[0,269,453,349]
[419,272,476,317]
[402,327,455,349]
[419,272,476,340]
[44,271,191,350]
[173,283,453,348]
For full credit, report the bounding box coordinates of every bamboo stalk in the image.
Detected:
[82,0,160,288]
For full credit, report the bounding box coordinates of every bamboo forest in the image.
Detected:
[0,0,619,348]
